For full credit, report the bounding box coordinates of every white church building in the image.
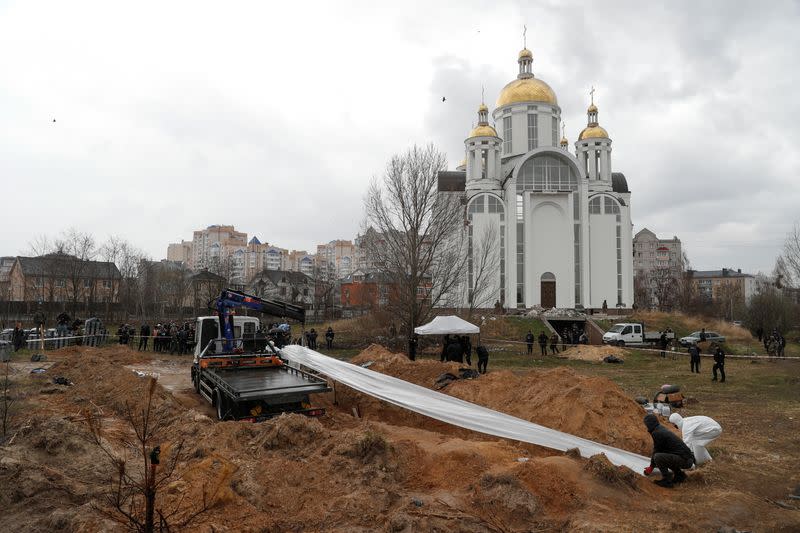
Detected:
[438,47,634,310]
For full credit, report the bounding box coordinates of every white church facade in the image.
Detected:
[438,47,634,310]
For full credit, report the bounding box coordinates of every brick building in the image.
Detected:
[7,254,121,304]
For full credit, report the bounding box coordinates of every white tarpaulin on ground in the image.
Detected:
[414,315,480,335]
[282,345,650,473]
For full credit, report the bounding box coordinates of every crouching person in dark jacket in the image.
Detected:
[643,414,695,488]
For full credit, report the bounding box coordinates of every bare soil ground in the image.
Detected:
[1,343,798,532]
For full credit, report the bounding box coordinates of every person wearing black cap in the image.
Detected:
[642,414,695,488]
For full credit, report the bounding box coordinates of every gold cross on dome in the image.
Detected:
[590,85,595,104]
[562,122,565,136]
[523,25,527,48]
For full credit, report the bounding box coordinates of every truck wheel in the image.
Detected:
[215,389,228,421]
[617,341,625,347]
[193,370,200,393]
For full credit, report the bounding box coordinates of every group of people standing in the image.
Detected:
[686,340,726,382]
[756,326,787,357]
[304,327,335,350]
[132,322,195,355]
[524,329,586,356]
[440,334,472,365]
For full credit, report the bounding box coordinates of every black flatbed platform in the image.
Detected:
[207,365,329,402]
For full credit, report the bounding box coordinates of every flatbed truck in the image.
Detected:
[190,289,330,421]
[601,322,675,347]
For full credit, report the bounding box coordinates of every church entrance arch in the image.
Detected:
[540,272,556,309]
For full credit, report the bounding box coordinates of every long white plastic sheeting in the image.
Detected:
[282,346,650,473]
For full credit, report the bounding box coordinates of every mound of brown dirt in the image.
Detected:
[346,346,651,455]
[561,344,628,362]
[445,367,651,454]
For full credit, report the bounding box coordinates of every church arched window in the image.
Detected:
[517,155,577,193]
[466,194,505,305]
[468,195,485,214]
[604,196,620,214]
[589,194,624,305]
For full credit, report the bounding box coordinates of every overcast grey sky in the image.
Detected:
[1,0,797,273]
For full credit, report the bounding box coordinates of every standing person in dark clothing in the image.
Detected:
[441,334,450,362]
[538,332,548,356]
[562,328,569,351]
[408,333,418,361]
[712,344,726,382]
[12,323,25,352]
[755,326,764,342]
[476,345,489,374]
[659,332,668,358]
[139,324,150,351]
[309,328,318,350]
[525,331,534,355]
[446,340,464,363]
[177,328,188,355]
[688,343,701,373]
[642,414,695,487]
[325,327,334,349]
[462,336,472,366]
[699,328,707,343]
[549,333,560,354]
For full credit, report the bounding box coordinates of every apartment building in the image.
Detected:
[316,240,355,280]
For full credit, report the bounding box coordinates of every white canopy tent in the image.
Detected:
[414,315,479,336]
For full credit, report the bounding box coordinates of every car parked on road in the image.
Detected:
[679,330,726,346]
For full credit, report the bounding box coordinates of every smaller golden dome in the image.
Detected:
[468,124,498,138]
[518,48,533,59]
[560,136,569,145]
[458,157,467,168]
[478,103,488,112]
[578,125,609,140]
[587,103,598,113]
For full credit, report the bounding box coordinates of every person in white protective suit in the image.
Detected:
[668,413,722,465]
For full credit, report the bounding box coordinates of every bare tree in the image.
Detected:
[86,377,218,532]
[746,283,797,334]
[651,266,680,311]
[363,144,467,344]
[465,224,500,318]
[633,271,652,310]
[772,255,793,289]
[118,245,149,319]
[100,237,124,322]
[312,264,337,320]
[1,361,15,440]
[54,229,97,311]
[780,222,800,288]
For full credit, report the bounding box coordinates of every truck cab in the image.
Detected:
[603,322,645,346]
[193,315,260,359]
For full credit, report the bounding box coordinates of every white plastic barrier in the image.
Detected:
[281,345,650,473]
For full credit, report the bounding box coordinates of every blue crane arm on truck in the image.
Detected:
[213,288,306,350]
[193,289,329,421]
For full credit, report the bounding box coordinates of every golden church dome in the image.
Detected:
[560,136,569,145]
[587,103,598,113]
[468,124,498,138]
[497,77,558,107]
[578,125,609,140]
[458,157,467,168]
[518,48,533,59]
[478,103,488,112]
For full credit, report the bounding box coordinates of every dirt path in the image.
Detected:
[125,357,215,417]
